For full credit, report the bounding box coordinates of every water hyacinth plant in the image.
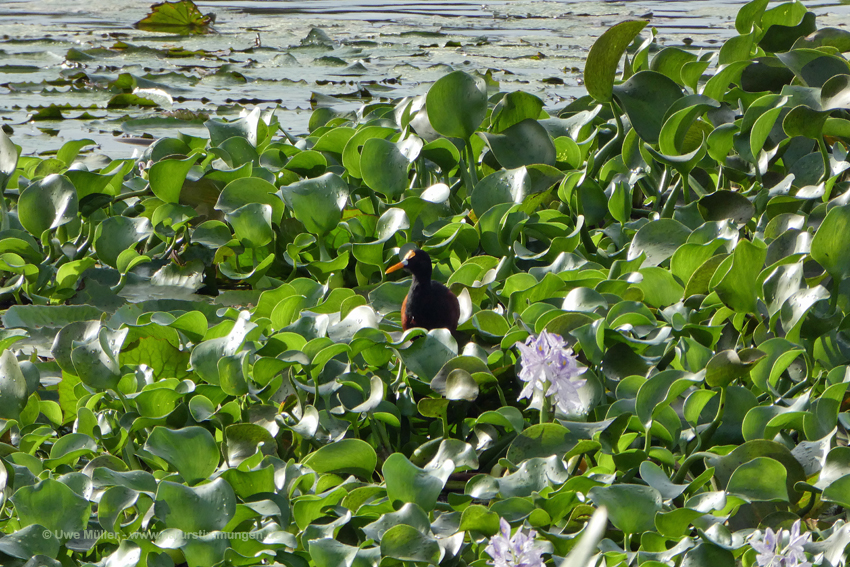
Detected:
[750,520,812,567]
[4,0,850,565]
[515,330,587,418]
[485,518,546,567]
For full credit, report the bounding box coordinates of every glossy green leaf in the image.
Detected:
[491,91,544,132]
[70,327,127,390]
[714,239,767,314]
[18,174,78,237]
[0,525,61,560]
[811,204,850,280]
[783,105,831,140]
[278,172,349,235]
[708,440,806,504]
[0,128,19,191]
[222,422,277,465]
[726,456,789,501]
[698,191,754,225]
[0,350,28,421]
[144,426,219,485]
[215,177,284,225]
[154,478,236,532]
[360,137,414,198]
[93,216,153,269]
[627,218,691,266]
[777,49,850,88]
[507,423,580,462]
[308,538,357,567]
[10,478,90,533]
[380,524,441,563]
[382,453,451,511]
[301,439,377,479]
[148,155,198,204]
[478,119,556,168]
[226,203,273,248]
[735,0,769,33]
[588,484,661,534]
[585,20,649,103]
[613,71,683,143]
[425,71,487,139]
[705,349,765,388]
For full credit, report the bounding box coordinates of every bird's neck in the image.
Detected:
[409,269,432,293]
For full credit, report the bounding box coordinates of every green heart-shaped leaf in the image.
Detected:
[18,174,78,238]
[154,478,236,532]
[145,426,219,485]
[425,71,487,139]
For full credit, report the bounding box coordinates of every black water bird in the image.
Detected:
[385,249,460,332]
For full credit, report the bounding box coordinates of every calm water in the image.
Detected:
[1,0,849,156]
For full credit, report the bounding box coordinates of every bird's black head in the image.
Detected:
[386,248,432,280]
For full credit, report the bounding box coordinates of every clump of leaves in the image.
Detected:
[135,0,216,35]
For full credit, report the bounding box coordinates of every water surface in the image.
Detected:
[1,0,848,157]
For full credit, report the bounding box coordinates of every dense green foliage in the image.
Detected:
[2,0,850,566]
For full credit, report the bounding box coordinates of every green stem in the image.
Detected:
[372,414,393,454]
[110,273,128,293]
[465,139,479,188]
[672,451,718,485]
[312,373,323,408]
[652,167,668,213]
[567,455,583,476]
[142,232,157,255]
[75,222,96,259]
[367,187,381,217]
[113,188,150,203]
[392,362,404,391]
[579,222,597,255]
[681,171,691,205]
[698,386,727,448]
[0,186,9,232]
[817,136,831,183]
[660,175,681,219]
[590,107,626,178]
[780,375,817,402]
[494,383,508,407]
[158,233,179,260]
[794,488,818,518]
[317,237,330,263]
[122,441,143,471]
[539,394,552,424]
[611,101,624,140]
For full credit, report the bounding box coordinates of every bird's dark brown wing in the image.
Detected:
[445,287,460,331]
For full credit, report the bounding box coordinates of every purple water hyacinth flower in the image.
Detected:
[485,518,546,567]
[749,519,812,567]
[515,330,587,414]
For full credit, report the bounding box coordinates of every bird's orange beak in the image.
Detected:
[385,260,406,274]
[387,250,417,274]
